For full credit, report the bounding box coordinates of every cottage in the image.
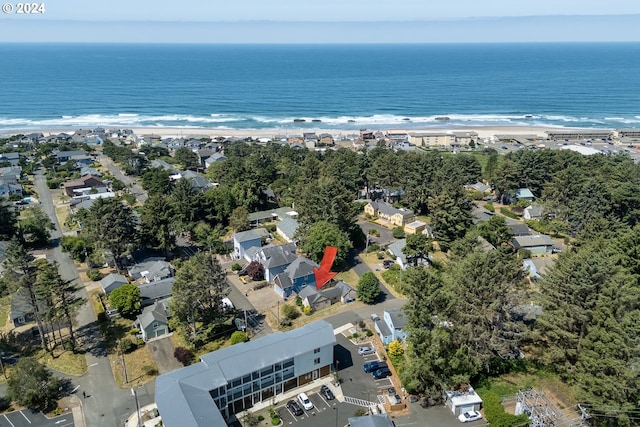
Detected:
[508,223,531,237]
[445,386,483,416]
[139,277,175,307]
[232,230,262,261]
[276,217,300,243]
[54,150,86,163]
[404,220,426,235]
[387,238,408,270]
[273,257,318,297]
[252,243,298,282]
[364,201,415,227]
[0,153,20,166]
[63,175,105,196]
[515,188,535,202]
[136,301,170,341]
[204,153,227,168]
[128,259,174,283]
[100,273,129,294]
[512,235,555,255]
[523,204,544,220]
[373,309,408,345]
[10,288,37,326]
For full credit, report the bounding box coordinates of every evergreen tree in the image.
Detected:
[428,185,472,251]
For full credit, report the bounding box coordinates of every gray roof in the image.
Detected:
[260,243,297,269]
[150,160,178,172]
[155,321,336,427]
[284,257,317,280]
[233,229,261,243]
[513,235,555,249]
[319,286,342,300]
[387,238,407,264]
[334,281,356,298]
[515,188,535,199]
[55,150,85,160]
[277,217,300,241]
[139,278,174,305]
[525,204,544,218]
[248,206,297,222]
[508,223,531,237]
[369,201,413,217]
[348,414,395,427]
[100,273,128,293]
[298,285,320,300]
[386,308,407,330]
[128,259,173,281]
[137,301,170,330]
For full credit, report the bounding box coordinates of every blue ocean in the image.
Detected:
[1,43,639,132]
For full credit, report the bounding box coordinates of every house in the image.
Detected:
[232,230,262,261]
[466,181,491,193]
[0,153,20,166]
[348,414,395,427]
[364,201,415,227]
[155,320,336,427]
[523,257,555,280]
[62,175,105,196]
[179,170,214,190]
[0,183,23,199]
[247,206,298,228]
[508,223,531,237]
[515,188,535,202]
[10,288,37,326]
[135,300,170,341]
[100,273,129,294]
[139,277,175,307]
[334,281,356,303]
[512,235,555,255]
[298,286,331,311]
[273,257,318,297]
[404,220,426,235]
[452,131,479,145]
[523,204,544,220]
[373,309,408,345]
[387,238,408,270]
[318,133,334,145]
[54,150,86,163]
[128,259,174,283]
[252,243,298,283]
[408,132,455,147]
[204,153,227,168]
[80,166,102,177]
[445,386,483,416]
[276,217,300,243]
[0,166,22,183]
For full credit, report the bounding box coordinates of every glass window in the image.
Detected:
[252,371,259,380]
[314,348,320,353]
[232,379,241,388]
[314,358,320,364]
[260,366,273,377]
[274,362,282,371]
[242,375,252,384]
[283,358,294,368]
[283,370,294,380]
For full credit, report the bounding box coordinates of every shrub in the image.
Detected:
[479,391,530,427]
[368,229,380,237]
[365,243,380,253]
[265,224,277,233]
[376,251,385,259]
[365,329,373,337]
[392,227,405,239]
[143,365,159,376]
[230,331,249,345]
[483,202,495,212]
[87,269,103,281]
[129,328,140,335]
[118,337,136,354]
[173,347,194,366]
[61,235,93,262]
[499,207,521,220]
[246,260,264,281]
[388,340,404,358]
[231,263,242,271]
[303,306,313,316]
[282,304,300,320]
[295,296,303,307]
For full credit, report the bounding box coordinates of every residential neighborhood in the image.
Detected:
[1,125,638,427]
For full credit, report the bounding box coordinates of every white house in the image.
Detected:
[444,386,483,416]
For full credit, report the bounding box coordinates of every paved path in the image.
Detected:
[34,170,152,427]
[96,155,148,203]
[147,337,182,374]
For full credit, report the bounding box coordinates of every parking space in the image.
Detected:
[277,390,335,424]
[0,410,74,427]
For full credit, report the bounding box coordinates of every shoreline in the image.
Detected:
[1,125,615,140]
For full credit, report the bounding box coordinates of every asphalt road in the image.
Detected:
[34,170,153,427]
[97,154,148,203]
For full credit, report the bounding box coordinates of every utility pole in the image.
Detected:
[131,387,142,427]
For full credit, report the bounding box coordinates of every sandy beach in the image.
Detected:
[24,125,596,141]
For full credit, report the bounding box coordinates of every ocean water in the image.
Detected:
[1,43,639,132]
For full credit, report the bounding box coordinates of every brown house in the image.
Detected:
[63,175,105,196]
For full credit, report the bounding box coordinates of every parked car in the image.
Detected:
[363,360,387,373]
[458,410,482,423]
[358,346,375,356]
[372,367,392,379]
[297,392,314,410]
[321,385,335,400]
[286,400,303,416]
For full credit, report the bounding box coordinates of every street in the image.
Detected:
[97,155,148,203]
[33,170,152,427]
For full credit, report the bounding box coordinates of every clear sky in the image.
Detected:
[1,0,640,42]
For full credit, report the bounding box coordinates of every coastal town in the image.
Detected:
[1,124,639,427]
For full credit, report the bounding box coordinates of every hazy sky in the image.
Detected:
[1,0,640,42]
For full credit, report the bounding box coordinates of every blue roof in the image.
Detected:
[515,188,535,199]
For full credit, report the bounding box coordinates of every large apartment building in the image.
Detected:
[155,320,336,427]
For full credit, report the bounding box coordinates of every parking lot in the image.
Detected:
[0,410,74,427]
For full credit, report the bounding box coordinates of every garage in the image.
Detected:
[445,386,483,416]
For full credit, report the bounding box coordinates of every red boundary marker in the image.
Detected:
[314,246,338,289]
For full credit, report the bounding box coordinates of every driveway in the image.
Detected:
[358,219,396,247]
[148,336,182,374]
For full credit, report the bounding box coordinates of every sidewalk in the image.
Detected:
[125,403,160,427]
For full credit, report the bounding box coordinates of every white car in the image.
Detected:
[458,410,482,423]
[358,346,375,356]
[297,392,314,410]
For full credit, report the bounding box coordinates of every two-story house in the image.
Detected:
[364,201,415,227]
[373,308,408,345]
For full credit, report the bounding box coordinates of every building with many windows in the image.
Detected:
[155,320,336,427]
